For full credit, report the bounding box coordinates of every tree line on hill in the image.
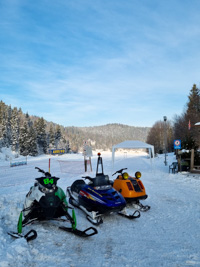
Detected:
[0,100,150,157]
[1,83,198,159]
[0,101,68,156]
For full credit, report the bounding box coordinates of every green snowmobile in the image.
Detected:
[8,167,97,241]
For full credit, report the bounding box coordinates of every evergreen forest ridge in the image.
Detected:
[0,100,150,156]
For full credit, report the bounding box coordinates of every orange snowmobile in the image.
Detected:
[112,168,150,212]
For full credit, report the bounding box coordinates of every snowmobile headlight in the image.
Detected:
[123,172,129,179]
[39,183,56,193]
[135,171,141,179]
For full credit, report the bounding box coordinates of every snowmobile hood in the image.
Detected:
[80,185,126,208]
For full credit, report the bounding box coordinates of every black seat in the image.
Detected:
[91,174,110,187]
[71,179,86,193]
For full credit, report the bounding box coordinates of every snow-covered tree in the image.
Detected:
[55,125,62,148]
[48,124,55,149]
[19,122,29,156]
[35,117,47,154]
[11,107,20,151]
[27,126,38,156]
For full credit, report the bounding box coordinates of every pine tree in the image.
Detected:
[27,126,38,156]
[55,125,62,148]
[11,107,20,151]
[19,122,29,156]
[186,84,200,145]
[48,125,55,149]
[35,117,47,154]
[0,104,12,147]
[174,84,200,150]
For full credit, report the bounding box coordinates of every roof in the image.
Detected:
[112,140,154,150]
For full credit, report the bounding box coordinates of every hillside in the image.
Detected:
[0,100,150,154]
[67,124,150,151]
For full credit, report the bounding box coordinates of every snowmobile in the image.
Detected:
[112,168,150,212]
[8,167,97,242]
[67,153,140,225]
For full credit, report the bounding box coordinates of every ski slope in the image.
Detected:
[0,150,200,267]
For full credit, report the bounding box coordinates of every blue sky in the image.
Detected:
[1,0,200,127]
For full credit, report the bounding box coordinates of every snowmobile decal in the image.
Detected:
[43,178,54,185]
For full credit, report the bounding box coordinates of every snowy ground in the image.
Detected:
[1,149,200,267]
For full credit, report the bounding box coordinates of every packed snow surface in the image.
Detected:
[1,150,200,267]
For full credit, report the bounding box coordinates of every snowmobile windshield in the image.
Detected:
[36,176,59,193]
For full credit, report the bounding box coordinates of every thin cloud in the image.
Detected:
[1,0,200,127]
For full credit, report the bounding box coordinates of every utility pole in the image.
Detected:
[163,116,167,166]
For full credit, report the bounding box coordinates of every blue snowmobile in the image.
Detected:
[67,153,140,225]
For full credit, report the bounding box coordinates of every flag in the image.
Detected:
[188,120,191,130]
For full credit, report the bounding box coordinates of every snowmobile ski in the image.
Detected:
[130,201,151,212]
[59,226,98,237]
[7,229,37,242]
[118,208,141,219]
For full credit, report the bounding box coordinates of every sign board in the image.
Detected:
[174,140,181,150]
[49,149,65,155]
[83,145,93,157]
[83,141,93,157]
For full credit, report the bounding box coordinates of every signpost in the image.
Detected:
[174,140,181,150]
[83,141,93,172]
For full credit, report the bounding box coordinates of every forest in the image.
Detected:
[1,83,199,158]
[0,101,150,156]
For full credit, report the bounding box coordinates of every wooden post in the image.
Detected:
[190,149,194,172]
[89,157,92,171]
[49,158,51,173]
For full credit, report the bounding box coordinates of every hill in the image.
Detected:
[0,100,150,154]
[67,124,150,151]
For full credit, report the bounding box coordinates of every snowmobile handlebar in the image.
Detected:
[112,168,127,176]
[35,167,51,178]
[82,176,94,182]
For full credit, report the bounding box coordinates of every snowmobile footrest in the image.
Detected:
[8,229,37,242]
[24,229,37,241]
[59,226,98,237]
[86,215,103,226]
[118,209,141,219]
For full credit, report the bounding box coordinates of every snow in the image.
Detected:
[1,149,200,267]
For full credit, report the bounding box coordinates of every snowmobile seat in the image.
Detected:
[92,174,110,187]
[71,179,86,193]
